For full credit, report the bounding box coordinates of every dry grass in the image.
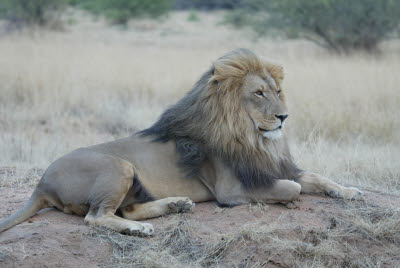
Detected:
[90,201,400,268]
[0,11,398,194]
[269,203,400,268]
[89,215,231,267]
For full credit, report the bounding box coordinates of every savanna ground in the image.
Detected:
[0,10,399,267]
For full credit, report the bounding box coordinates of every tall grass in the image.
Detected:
[0,11,399,194]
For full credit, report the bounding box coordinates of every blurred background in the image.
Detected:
[0,0,399,194]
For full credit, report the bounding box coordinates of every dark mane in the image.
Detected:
[139,69,212,177]
[139,49,301,188]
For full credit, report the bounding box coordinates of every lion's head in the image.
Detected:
[141,49,301,188]
[212,49,288,141]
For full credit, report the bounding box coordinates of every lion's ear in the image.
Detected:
[212,61,245,83]
[212,51,253,83]
[262,60,285,85]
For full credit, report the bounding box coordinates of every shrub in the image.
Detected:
[174,0,238,10]
[187,10,200,22]
[0,0,66,29]
[74,0,172,25]
[226,0,400,53]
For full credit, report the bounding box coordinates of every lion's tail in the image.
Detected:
[0,190,48,233]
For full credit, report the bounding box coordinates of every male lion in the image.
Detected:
[0,49,362,236]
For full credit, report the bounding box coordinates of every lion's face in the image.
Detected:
[241,73,288,140]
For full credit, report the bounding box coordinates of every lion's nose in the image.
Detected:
[275,114,288,123]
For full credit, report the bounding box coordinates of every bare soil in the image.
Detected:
[0,187,399,268]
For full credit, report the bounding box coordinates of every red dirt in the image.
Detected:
[0,187,399,267]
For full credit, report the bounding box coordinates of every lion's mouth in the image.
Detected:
[258,126,282,132]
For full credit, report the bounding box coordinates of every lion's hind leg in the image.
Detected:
[84,210,154,236]
[82,154,154,236]
[83,174,155,236]
[121,197,195,221]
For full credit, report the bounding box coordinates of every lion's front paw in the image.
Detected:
[141,223,155,236]
[285,201,299,209]
[328,187,363,200]
[167,197,195,213]
[343,187,363,200]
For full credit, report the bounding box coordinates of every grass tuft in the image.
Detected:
[89,215,235,267]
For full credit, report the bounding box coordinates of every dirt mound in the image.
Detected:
[1,187,399,267]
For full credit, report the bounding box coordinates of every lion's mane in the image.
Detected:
[141,49,301,189]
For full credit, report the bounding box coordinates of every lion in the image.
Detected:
[0,49,362,236]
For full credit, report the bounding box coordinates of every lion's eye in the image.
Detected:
[277,90,282,97]
[255,90,264,96]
